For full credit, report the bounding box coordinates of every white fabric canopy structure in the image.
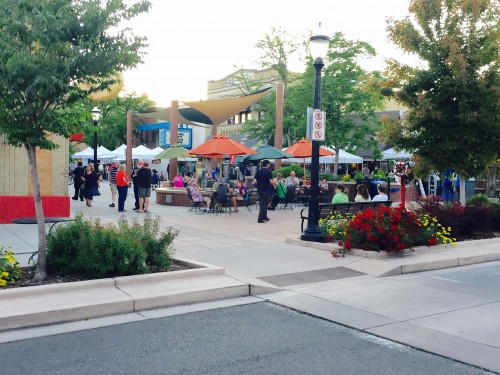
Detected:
[382,148,413,160]
[114,145,158,160]
[96,146,117,159]
[112,144,127,155]
[151,147,164,155]
[72,147,94,159]
[288,148,362,164]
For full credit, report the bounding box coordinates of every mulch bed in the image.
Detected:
[2,262,193,289]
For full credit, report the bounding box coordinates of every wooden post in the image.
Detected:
[169,100,179,181]
[126,110,133,178]
[274,83,284,169]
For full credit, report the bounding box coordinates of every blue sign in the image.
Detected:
[159,127,192,149]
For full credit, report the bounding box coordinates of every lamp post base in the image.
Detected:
[301,225,325,242]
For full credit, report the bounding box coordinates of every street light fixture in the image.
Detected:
[91,106,102,195]
[301,23,330,242]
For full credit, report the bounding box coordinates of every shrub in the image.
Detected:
[273,165,304,178]
[47,214,178,278]
[339,206,454,252]
[466,193,492,207]
[415,197,500,239]
[0,243,23,287]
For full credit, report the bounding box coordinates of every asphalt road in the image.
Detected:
[0,302,493,375]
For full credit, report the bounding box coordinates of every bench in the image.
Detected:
[300,201,392,233]
[12,217,75,263]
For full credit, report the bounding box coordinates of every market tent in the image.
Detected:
[112,144,127,155]
[382,147,413,160]
[287,147,362,164]
[114,145,158,160]
[151,147,164,155]
[73,147,94,158]
[96,146,117,159]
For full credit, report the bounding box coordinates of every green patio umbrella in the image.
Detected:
[155,144,190,159]
[242,145,294,163]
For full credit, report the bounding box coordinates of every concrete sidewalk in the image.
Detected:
[1,181,500,373]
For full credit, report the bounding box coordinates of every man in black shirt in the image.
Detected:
[252,160,275,223]
[136,160,152,213]
[72,161,85,201]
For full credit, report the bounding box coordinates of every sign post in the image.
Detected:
[311,110,325,141]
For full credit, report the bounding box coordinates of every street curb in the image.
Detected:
[0,258,249,332]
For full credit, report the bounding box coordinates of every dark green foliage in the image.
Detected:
[272,165,304,178]
[466,193,494,207]
[415,197,500,240]
[47,214,177,278]
[383,0,500,177]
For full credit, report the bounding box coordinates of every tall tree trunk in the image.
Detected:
[26,145,47,281]
[485,165,497,198]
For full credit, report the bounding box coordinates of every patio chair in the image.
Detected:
[186,187,205,213]
[245,188,254,212]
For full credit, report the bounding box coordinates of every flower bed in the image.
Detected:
[320,206,455,257]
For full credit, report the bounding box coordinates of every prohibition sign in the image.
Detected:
[315,121,322,129]
[315,130,323,138]
[314,112,323,121]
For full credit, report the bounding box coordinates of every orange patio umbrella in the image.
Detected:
[284,138,334,183]
[283,138,334,158]
[188,135,256,177]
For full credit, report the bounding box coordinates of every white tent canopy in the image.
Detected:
[288,148,363,164]
[96,146,117,160]
[73,146,117,161]
[112,144,127,155]
[72,147,94,159]
[382,148,413,160]
[114,145,158,160]
[151,146,164,155]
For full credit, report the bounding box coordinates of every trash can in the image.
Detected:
[465,180,476,200]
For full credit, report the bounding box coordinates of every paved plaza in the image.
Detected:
[1,181,500,373]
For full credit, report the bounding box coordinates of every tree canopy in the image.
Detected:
[0,0,151,280]
[83,93,156,150]
[381,0,499,178]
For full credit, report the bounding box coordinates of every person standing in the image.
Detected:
[132,160,144,210]
[72,161,85,201]
[136,160,152,213]
[116,164,129,212]
[253,160,275,224]
[108,161,118,208]
[83,164,100,207]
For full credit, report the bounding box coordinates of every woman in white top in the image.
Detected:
[372,183,389,202]
[354,184,371,202]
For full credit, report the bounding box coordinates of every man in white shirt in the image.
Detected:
[285,171,300,188]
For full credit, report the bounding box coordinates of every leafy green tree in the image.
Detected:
[382,0,499,203]
[243,27,303,146]
[83,93,156,151]
[0,0,150,280]
[320,33,385,176]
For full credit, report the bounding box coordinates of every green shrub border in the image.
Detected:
[47,213,178,278]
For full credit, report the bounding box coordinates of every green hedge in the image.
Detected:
[47,214,177,278]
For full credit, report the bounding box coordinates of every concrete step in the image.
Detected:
[0,263,251,332]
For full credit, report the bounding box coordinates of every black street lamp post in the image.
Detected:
[301,25,330,242]
[91,106,102,195]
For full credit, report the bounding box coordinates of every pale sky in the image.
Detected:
[122,0,413,108]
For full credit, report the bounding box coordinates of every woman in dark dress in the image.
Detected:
[83,164,100,207]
